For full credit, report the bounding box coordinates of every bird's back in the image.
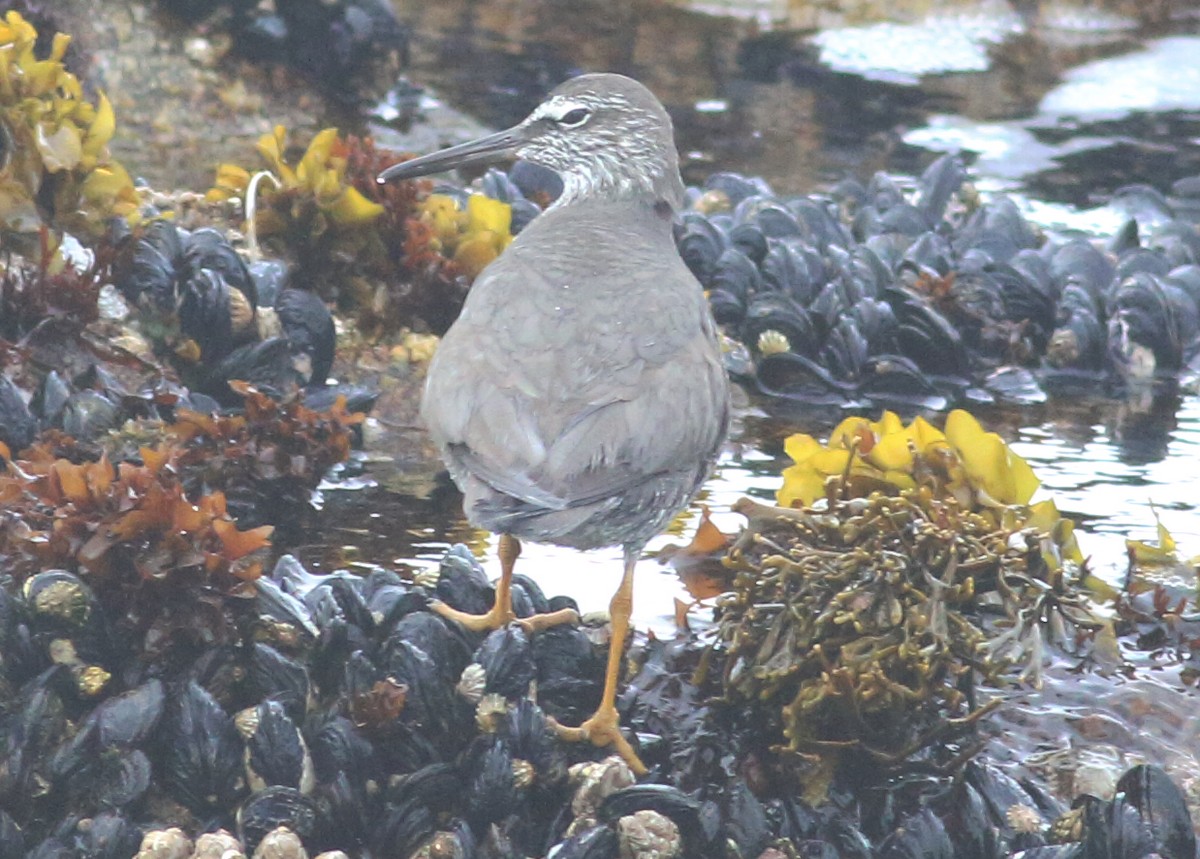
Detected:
[421,198,729,551]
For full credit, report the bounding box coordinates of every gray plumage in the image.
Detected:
[391,74,730,557]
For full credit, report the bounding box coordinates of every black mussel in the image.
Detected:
[382,611,473,683]
[1105,228,1139,276]
[703,172,772,208]
[1107,273,1185,379]
[1049,239,1114,300]
[1114,247,1172,284]
[466,626,535,701]
[510,159,563,203]
[65,810,141,859]
[877,203,931,238]
[736,198,803,240]
[531,624,602,724]
[917,153,969,224]
[0,668,69,813]
[821,313,870,381]
[756,352,857,407]
[742,293,818,359]
[936,780,1004,859]
[464,737,520,831]
[381,639,464,742]
[93,678,165,749]
[24,837,71,859]
[708,248,760,326]
[369,794,437,859]
[435,545,495,616]
[0,811,23,859]
[859,354,949,412]
[1151,221,1200,267]
[275,288,336,386]
[88,748,153,810]
[599,784,712,854]
[0,374,36,454]
[884,286,971,379]
[983,366,1047,405]
[143,219,185,268]
[510,573,550,615]
[160,680,245,816]
[312,770,371,851]
[729,222,768,264]
[255,576,320,644]
[114,237,176,311]
[760,239,820,305]
[500,698,564,784]
[788,197,850,250]
[249,258,289,308]
[1113,764,1195,859]
[954,196,1037,263]
[305,573,374,635]
[237,700,314,794]
[183,227,257,309]
[204,337,299,402]
[719,779,770,859]
[902,232,953,275]
[237,785,316,853]
[309,715,378,788]
[675,212,730,284]
[30,370,71,429]
[247,643,310,717]
[59,389,119,443]
[551,824,619,859]
[1046,300,1106,374]
[178,269,236,364]
[878,807,954,859]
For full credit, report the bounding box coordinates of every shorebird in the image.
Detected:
[378,73,730,774]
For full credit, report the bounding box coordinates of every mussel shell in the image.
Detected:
[435,545,494,616]
[756,352,857,407]
[549,824,619,859]
[203,337,299,402]
[0,811,24,859]
[742,293,818,359]
[248,643,311,718]
[243,700,312,793]
[184,227,257,309]
[30,370,71,429]
[464,738,519,831]
[93,678,165,749]
[531,624,603,723]
[877,807,954,859]
[0,374,37,454]
[472,625,535,699]
[275,288,336,386]
[65,809,140,859]
[249,258,289,308]
[1050,239,1114,300]
[675,212,730,284]
[160,681,245,815]
[178,269,235,364]
[1114,764,1195,859]
[599,784,711,853]
[858,354,949,412]
[237,785,316,853]
[916,153,969,224]
[369,794,437,859]
[59,390,119,443]
[114,238,176,311]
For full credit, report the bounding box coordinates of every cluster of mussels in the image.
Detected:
[674,157,1200,410]
[7,531,1193,859]
[157,0,407,100]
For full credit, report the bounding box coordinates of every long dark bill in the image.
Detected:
[377,126,527,183]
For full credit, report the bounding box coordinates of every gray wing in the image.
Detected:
[421,241,729,536]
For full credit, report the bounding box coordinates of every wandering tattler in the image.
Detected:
[378,73,730,773]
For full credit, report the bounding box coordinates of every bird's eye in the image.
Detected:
[557,107,591,127]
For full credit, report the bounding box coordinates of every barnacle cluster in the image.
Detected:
[208,126,517,336]
[718,410,1099,775]
[0,11,137,234]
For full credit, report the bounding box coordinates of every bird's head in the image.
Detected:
[378,73,685,210]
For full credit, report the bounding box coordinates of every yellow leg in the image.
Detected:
[550,552,647,776]
[431,534,580,633]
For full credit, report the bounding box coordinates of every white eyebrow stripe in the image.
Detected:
[530,97,591,123]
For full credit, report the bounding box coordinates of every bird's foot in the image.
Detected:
[517,607,580,635]
[549,705,647,776]
[431,601,580,635]
[429,600,514,632]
